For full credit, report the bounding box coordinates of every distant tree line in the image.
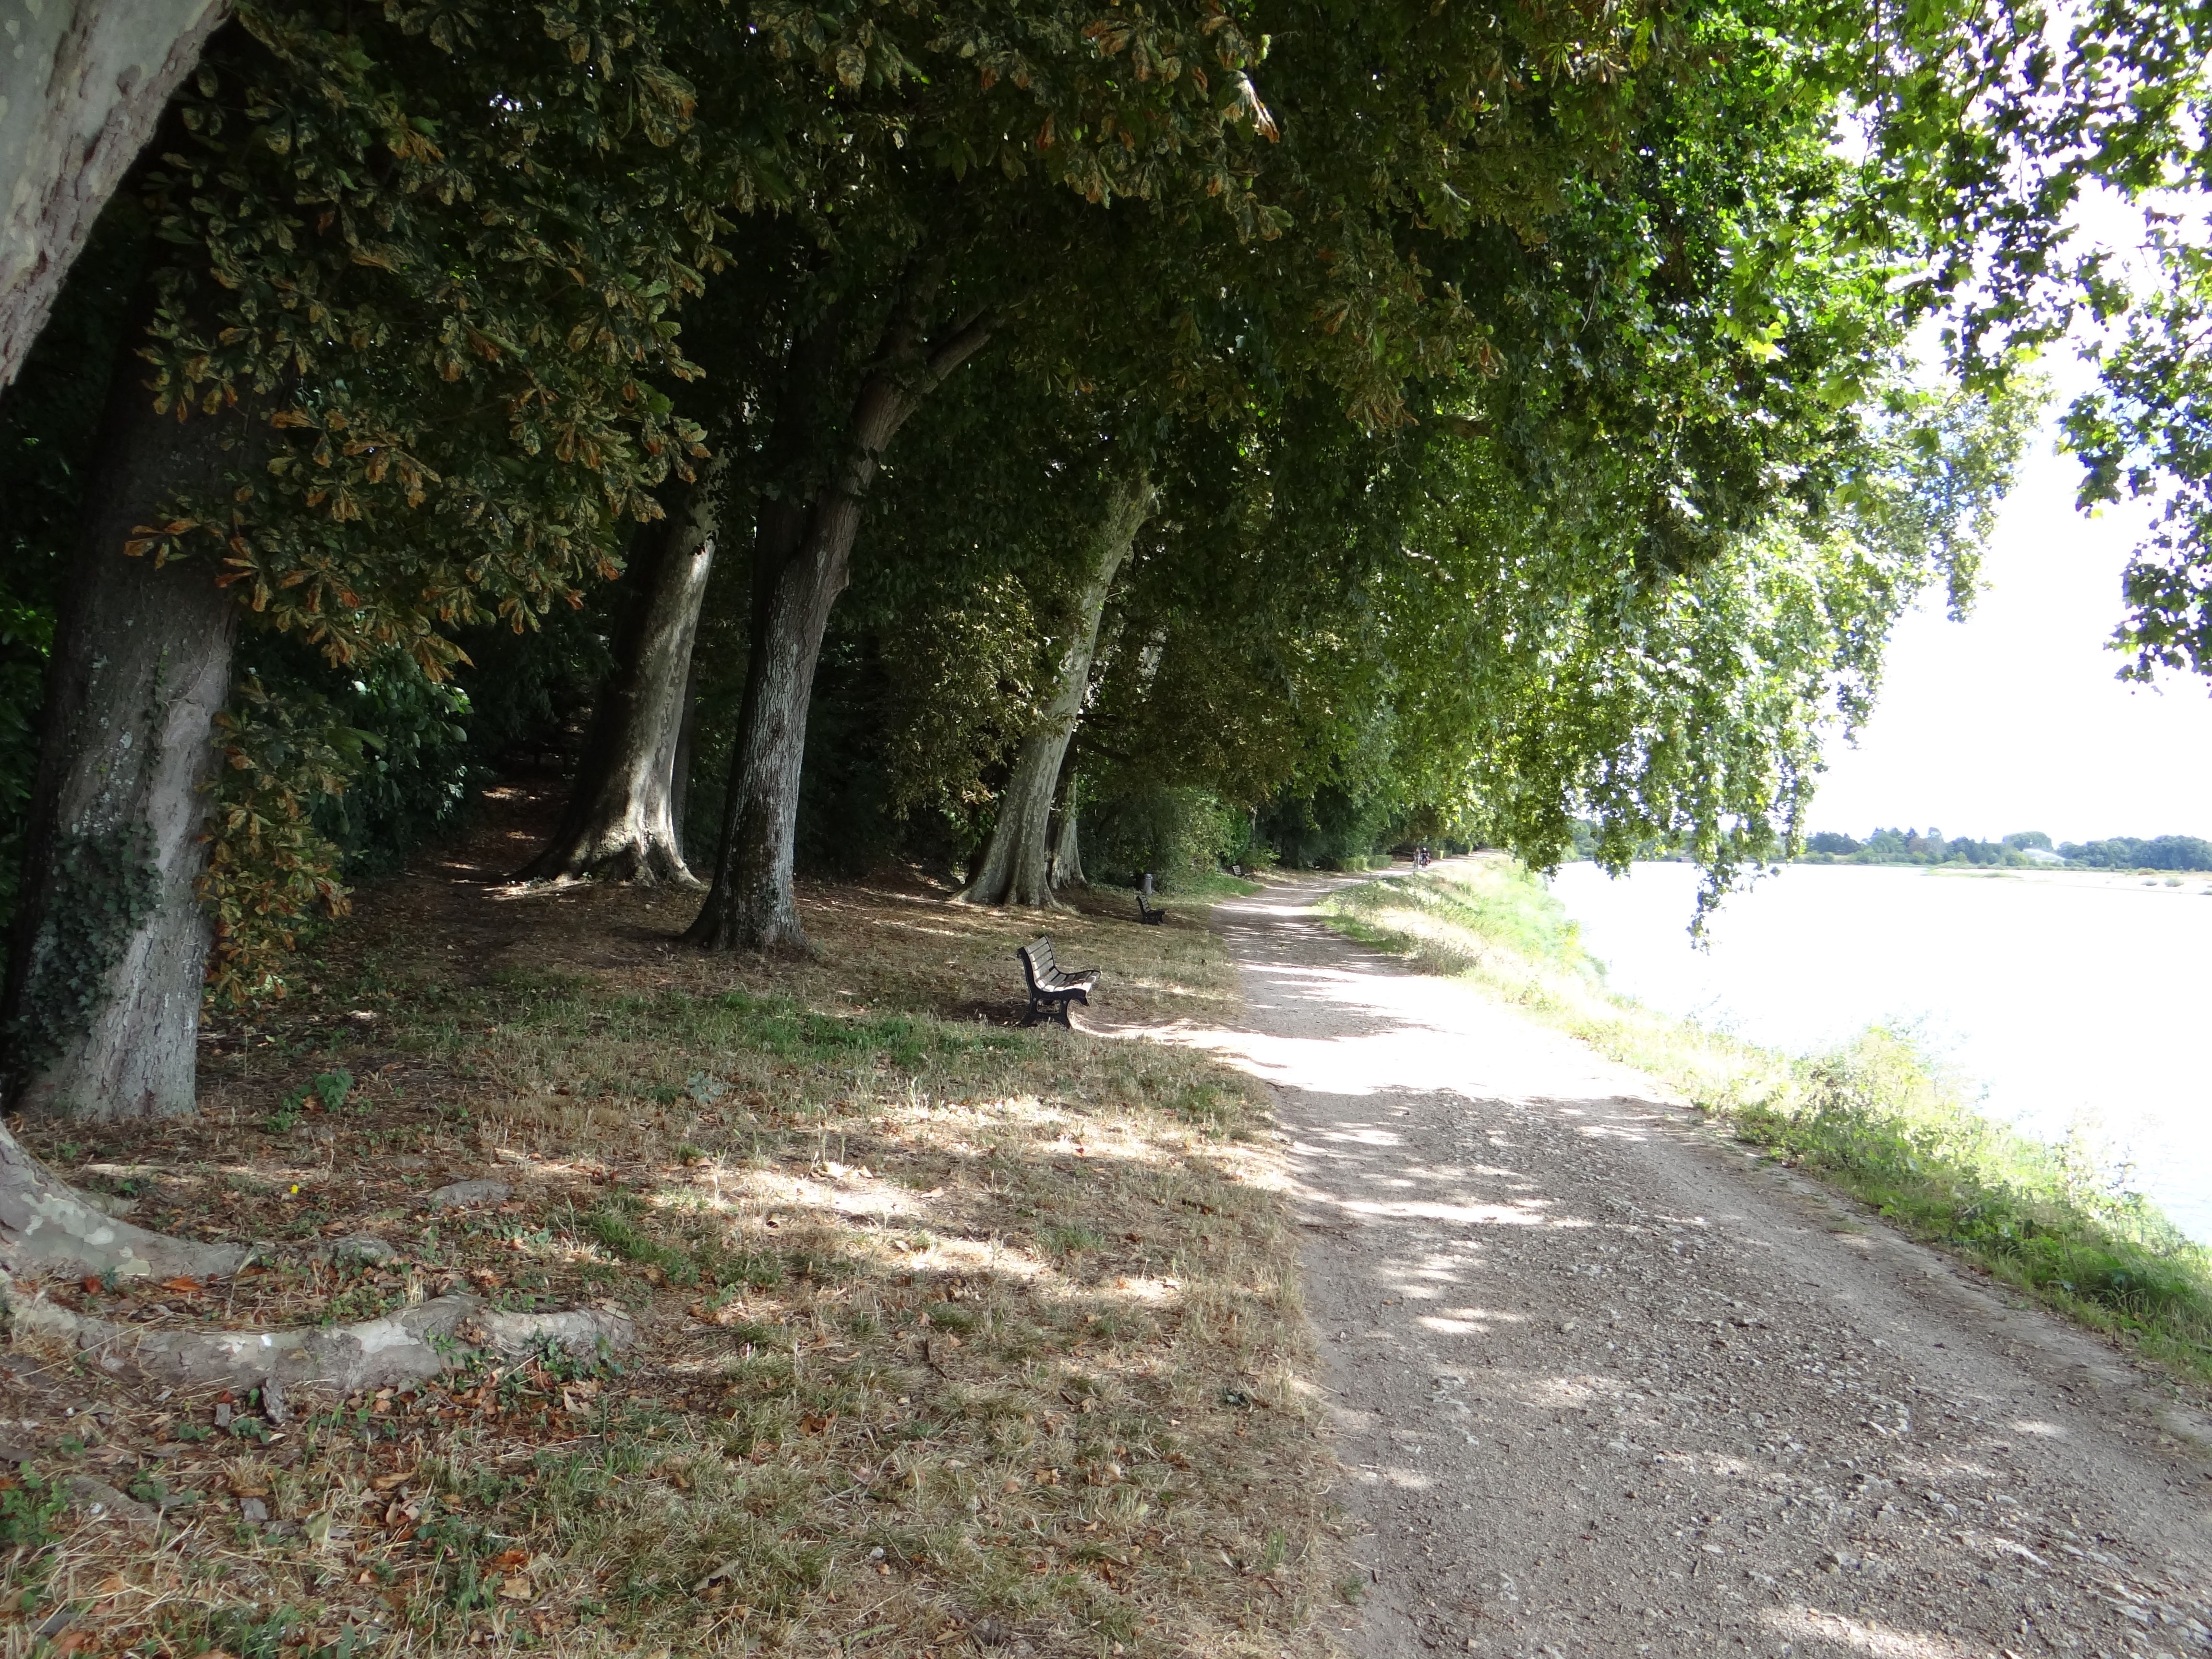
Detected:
[1796,829,2212,872]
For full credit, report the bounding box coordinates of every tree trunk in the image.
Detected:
[1,304,251,1123]
[0,0,232,394]
[1050,766,1085,889]
[958,463,1153,908]
[687,286,994,952]
[519,467,721,886]
[669,651,704,864]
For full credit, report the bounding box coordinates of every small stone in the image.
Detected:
[240,1496,269,1523]
[424,1179,512,1210]
[320,1234,397,1267]
[261,1376,289,1427]
[214,1403,232,1428]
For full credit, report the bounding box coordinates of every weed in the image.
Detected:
[1041,1223,1105,1255]
[0,1469,65,1600]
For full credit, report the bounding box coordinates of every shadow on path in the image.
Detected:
[1107,874,2212,1659]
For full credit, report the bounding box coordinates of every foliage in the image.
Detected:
[199,674,359,1005]
[2056,833,2212,871]
[124,0,721,677]
[1083,783,1244,888]
[0,825,162,1074]
[0,1467,66,1605]
[1791,827,2212,871]
[1324,858,2212,1382]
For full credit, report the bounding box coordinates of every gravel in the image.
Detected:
[1203,877,2212,1659]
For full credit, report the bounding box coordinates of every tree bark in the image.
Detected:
[0,0,232,394]
[8,1286,635,1392]
[958,463,1153,908]
[0,1123,245,1281]
[519,467,721,886]
[687,285,994,952]
[1,294,248,1122]
[1050,765,1085,889]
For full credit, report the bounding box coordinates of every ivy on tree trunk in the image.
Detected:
[2,289,252,1121]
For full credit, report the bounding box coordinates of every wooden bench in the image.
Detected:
[1135,892,1166,926]
[1017,936,1099,1027]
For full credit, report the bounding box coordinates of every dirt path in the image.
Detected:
[1162,874,2212,1658]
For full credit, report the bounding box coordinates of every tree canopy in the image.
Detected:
[0,0,2203,1107]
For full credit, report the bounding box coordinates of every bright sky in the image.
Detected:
[1810,398,2212,845]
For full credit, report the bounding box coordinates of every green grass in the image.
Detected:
[1146,869,1262,900]
[1324,855,2212,1386]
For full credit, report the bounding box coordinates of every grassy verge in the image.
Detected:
[2,795,1347,1659]
[1320,854,2212,1389]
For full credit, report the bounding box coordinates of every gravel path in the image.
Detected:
[1175,874,2212,1658]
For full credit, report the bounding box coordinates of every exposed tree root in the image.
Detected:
[0,1125,247,1283]
[6,1287,635,1392]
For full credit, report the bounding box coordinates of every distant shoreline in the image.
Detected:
[1559,857,2212,894]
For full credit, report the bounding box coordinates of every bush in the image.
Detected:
[1085,782,1243,889]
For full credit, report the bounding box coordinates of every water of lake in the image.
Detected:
[1545,861,2212,1243]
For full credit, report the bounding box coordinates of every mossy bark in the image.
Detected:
[1,295,248,1121]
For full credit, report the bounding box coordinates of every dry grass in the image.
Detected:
[2,784,1348,1659]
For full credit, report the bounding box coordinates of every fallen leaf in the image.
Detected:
[492,1549,530,1569]
[371,1470,412,1491]
[496,1574,534,1600]
[691,1558,743,1593]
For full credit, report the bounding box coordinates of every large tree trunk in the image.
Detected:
[687,285,994,952]
[958,463,1153,908]
[520,467,721,886]
[0,295,248,1122]
[0,0,232,394]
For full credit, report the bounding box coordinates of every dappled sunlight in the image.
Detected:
[1763,1605,1982,1657]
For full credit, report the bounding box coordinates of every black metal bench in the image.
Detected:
[1135,892,1166,926]
[1016,936,1099,1027]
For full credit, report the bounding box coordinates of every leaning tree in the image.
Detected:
[0,0,234,393]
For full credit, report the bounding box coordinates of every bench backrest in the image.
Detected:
[1021,936,1055,985]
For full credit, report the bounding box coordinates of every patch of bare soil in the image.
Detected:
[1171,877,2212,1659]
